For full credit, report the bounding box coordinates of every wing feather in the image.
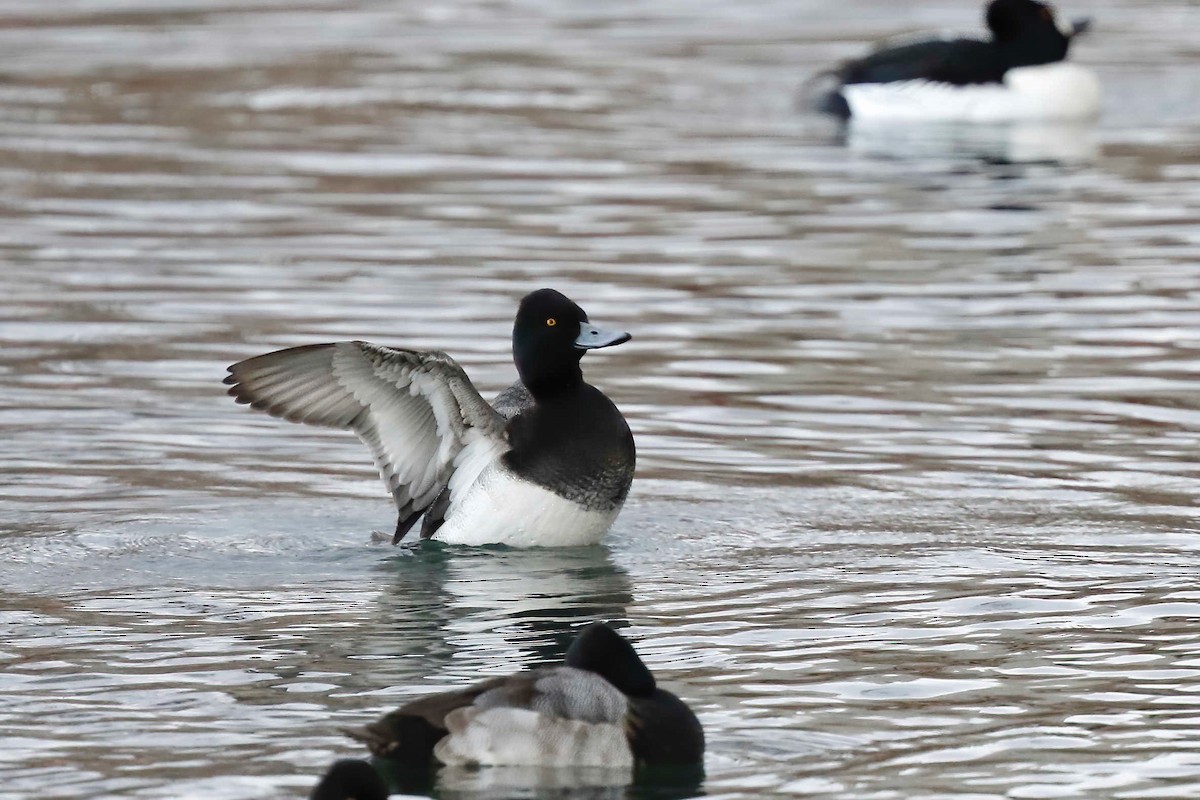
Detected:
[224,341,507,528]
[432,667,632,766]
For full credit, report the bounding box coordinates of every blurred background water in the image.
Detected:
[2,0,1200,798]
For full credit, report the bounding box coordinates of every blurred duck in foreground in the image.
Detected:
[225,288,635,547]
[810,0,1099,122]
[309,760,388,800]
[309,623,704,799]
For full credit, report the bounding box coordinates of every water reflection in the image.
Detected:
[365,735,704,799]
[843,119,1100,164]
[434,765,634,800]
[431,763,704,800]
[3,0,1200,798]
[363,544,634,685]
[326,546,669,800]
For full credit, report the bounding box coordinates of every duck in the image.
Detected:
[224,288,635,547]
[812,0,1099,123]
[309,759,389,800]
[342,622,704,770]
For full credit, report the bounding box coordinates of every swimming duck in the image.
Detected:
[344,622,704,769]
[813,0,1099,122]
[224,288,635,547]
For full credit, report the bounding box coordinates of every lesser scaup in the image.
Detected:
[812,0,1099,122]
[225,289,635,547]
[341,622,704,769]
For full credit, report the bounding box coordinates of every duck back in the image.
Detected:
[844,37,1004,86]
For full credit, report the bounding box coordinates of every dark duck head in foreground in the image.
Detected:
[308,622,704,797]
[225,288,635,547]
[309,760,388,800]
[811,0,1098,123]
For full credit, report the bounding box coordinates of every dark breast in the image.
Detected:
[503,383,635,511]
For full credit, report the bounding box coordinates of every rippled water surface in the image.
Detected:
[3,1,1200,798]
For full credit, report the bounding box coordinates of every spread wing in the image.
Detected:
[417,381,534,539]
[224,341,507,535]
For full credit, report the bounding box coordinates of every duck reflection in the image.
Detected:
[843,118,1098,164]
[324,615,706,800]
[338,544,635,730]
[432,763,705,800]
[321,547,708,799]
[431,764,632,799]
[432,544,637,664]
[364,761,705,800]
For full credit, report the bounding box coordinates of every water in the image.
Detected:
[2,0,1200,797]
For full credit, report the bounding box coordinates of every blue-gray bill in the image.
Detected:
[575,325,632,350]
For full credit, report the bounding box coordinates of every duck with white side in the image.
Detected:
[224,288,636,547]
[813,0,1099,123]
[365,622,702,766]
[308,622,705,799]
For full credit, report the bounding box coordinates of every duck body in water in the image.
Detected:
[225,289,635,547]
[811,0,1099,122]
[308,623,704,797]
[347,622,703,768]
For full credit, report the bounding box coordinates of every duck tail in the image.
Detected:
[798,68,851,118]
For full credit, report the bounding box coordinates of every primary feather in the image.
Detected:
[224,341,506,536]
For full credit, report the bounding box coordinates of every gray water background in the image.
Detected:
[3,0,1200,797]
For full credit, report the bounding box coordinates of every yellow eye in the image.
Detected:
[546,318,557,327]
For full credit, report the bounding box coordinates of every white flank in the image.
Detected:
[434,707,633,767]
[435,463,619,547]
[843,63,1100,123]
